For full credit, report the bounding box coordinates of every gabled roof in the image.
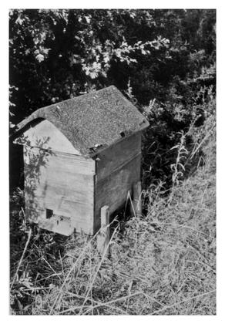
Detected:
[16,85,149,156]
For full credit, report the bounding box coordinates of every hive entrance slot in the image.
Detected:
[46,208,53,219]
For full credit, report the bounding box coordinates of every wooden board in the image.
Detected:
[24,147,95,235]
[95,132,141,181]
[37,203,94,235]
[24,147,95,174]
[94,154,141,233]
[23,119,81,155]
[38,216,74,236]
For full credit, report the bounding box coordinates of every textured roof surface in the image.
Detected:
[16,85,149,156]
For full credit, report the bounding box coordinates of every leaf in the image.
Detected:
[85,16,91,23]
[15,15,24,25]
[10,122,16,128]
[89,71,98,79]
[35,54,44,62]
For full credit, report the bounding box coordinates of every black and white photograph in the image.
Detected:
[8,5,217,316]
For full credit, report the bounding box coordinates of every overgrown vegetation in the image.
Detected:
[10,102,216,314]
[9,9,216,315]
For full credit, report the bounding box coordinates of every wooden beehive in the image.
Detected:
[14,86,149,236]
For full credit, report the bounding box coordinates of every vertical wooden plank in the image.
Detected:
[133,181,142,217]
[97,206,110,256]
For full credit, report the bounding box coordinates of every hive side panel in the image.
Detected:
[94,153,141,233]
[96,132,142,181]
[24,147,95,235]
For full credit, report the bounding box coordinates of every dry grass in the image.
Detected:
[10,109,216,315]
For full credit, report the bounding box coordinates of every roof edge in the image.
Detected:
[12,86,150,156]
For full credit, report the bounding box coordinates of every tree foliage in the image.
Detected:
[9,10,216,315]
[9,9,216,188]
[9,9,167,123]
[10,9,215,123]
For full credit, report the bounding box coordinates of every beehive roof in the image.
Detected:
[16,85,149,156]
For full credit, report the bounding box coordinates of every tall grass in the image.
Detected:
[10,100,216,315]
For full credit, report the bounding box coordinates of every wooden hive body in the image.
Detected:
[14,86,149,236]
[22,119,95,235]
[94,132,141,233]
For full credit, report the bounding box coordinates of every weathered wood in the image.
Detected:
[133,181,142,217]
[94,154,141,233]
[23,120,143,236]
[35,185,93,206]
[24,147,95,180]
[38,215,74,236]
[95,132,141,181]
[97,206,110,256]
[24,146,95,235]
[24,119,81,155]
[36,170,94,199]
[35,198,94,230]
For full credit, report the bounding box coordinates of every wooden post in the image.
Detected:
[133,181,142,217]
[127,190,134,217]
[97,206,110,256]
